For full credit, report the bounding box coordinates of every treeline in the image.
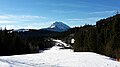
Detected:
[0,29,55,56]
[73,14,120,59]
[0,30,32,55]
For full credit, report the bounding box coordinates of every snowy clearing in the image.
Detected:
[0,46,120,67]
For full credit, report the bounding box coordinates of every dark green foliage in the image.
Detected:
[0,31,33,55]
[73,14,120,59]
[74,31,85,52]
[0,29,55,56]
[73,25,96,52]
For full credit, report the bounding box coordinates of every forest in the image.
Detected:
[0,14,120,60]
[73,14,120,60]
[0,29,55,56]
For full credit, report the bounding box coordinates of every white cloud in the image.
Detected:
[0,25,18,29]
[67,19,82,21]
[51,10,77,14]
[32,21,55,28]
[0,20,16,24]
[89,11,115,14]
[0,21,55,29]
[0,25,39,30]
[47,2,88,8]
[0,14,46,24]
[67,17,103,21]
[0,15,46,20]
[66,17,105,27]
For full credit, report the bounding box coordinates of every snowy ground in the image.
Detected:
[0,40,120,67]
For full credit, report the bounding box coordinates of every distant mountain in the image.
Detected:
[18,29,58,37]
[14,29,29,32]
[44,21,70,32]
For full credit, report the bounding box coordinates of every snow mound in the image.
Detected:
[0,46,120,67]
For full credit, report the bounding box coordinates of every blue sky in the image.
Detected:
[0,0,120,29]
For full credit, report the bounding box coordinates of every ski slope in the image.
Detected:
[0,40,120,67]
[0,46,120,67]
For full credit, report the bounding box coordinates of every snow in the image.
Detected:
[0,40,120,67]
[52,39,71,47]
[47,21,70,32]
[71,38,75,44]
[49,25,55,28]
[49,22,70,29]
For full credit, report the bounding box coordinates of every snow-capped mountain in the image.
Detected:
[44,21,70,32]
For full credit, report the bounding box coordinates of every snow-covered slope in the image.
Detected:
[52,39,72,48]
[44,21,70,32]
[0,45,120,67]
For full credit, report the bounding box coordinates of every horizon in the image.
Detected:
[0,0,120,29]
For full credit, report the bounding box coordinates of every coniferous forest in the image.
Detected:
[0,14,120,60]
[73,14,120,60]
[0,29,55,56]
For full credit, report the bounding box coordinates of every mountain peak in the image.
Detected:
[54,21,63,24]
[45,21,70,32]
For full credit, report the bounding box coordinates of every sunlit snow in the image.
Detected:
[0,40,120,67]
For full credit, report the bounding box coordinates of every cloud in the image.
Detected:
[0,25,19,29]
[0,25,41,29]
[51,10,77,14]
[0,15,46,19]
[0,20,16,24]
[38,1,88,8]
[66,17,105,27]
[50,3,88,8]
[67,19,82,21]
[0,14,46,24]
[0,21,55,29]
[67,17,103,21]
[89,11,115,14]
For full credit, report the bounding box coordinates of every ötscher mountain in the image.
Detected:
[18,21,70,37]
[43,21,70,32]
[15,21,70,32]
